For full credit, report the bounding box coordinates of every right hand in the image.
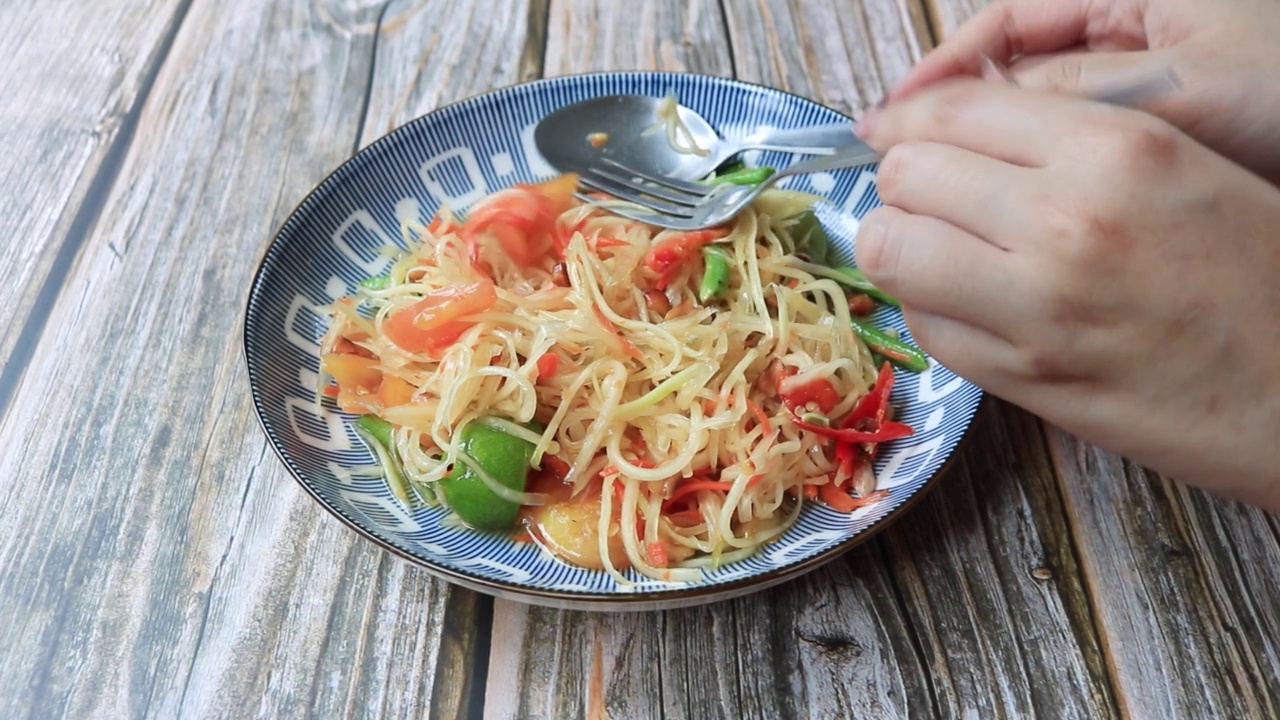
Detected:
[887,0,1280,184]
[854,78,1280,508]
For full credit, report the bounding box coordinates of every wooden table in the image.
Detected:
[4,0,1279,717]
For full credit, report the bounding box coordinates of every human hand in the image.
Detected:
[854,79,1280,508]
[887,0,1280,184]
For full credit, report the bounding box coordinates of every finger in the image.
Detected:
[874,141,1032,248]
[888,0,1090,101]
[854,206,1023,332]
[898,308,1023,393]
[859,78,1089,166]
[1011,49,1180,104]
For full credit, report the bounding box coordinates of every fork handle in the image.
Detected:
[778,142,882,176]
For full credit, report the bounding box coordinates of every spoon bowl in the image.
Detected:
[534,95,726,180]
[534,94,858,180]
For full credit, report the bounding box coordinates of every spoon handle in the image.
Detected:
[738,122,858,156]
[773,65,1183,177]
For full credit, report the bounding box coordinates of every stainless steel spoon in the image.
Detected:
[533,94,862,181]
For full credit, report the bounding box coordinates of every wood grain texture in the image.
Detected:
[882,403,1115,719]
[1048,433,1280,719]
[484,3,1115,718]
[722,0,932,116]
[0,0,543,716]
[485,557,933,720]
[0,0,188,407]
[923,0,985,40]
[544,0,733,76]
[364,0,548,145]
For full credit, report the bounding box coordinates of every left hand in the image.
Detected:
[853,78,1280,508]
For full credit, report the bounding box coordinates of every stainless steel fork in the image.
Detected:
[578,62,1182,230]
[575,143,881,230]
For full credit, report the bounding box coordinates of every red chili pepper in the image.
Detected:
[792,415,915,443]
[845,361,895,428]
[661,479,735,511]
[819,484,888,513]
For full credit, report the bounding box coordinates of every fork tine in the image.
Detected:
[574,193,696,229]
[583,166,705,206]
[600,158,713,195]
[577,174,699,217]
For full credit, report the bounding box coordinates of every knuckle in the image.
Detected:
[1018,344,1077,384]
[1039,196,1132,269]
[928,81,980,130]
[874,144,918,203]
[853,208,903,283]
[1098,114,1183,171]
[1065,209,1128,265]
[1039,278,1091,328]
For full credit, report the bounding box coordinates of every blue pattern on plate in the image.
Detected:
[244,72,982,605]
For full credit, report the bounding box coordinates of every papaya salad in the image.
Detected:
[317,167,928,583]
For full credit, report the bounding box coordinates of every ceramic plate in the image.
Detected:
[243,72,982,611]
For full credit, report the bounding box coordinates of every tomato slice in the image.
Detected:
[463,174,580,267]
[779,375,842,414]
[322,353,381,391]
[535,352,559,380]
[383,279,497,353]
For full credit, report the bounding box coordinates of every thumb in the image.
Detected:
[1011,49,1180,104]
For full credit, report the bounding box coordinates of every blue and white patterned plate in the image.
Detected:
[243,72,983,611]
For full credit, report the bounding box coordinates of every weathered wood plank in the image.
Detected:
[0,0,544,717]
[0,0,188,413]
[882,404,1115,718]
[1047,434,1280,719]
[362,0,550,146]
[485,2,1113,718]
[922,0,983,40]
[485,558,933,720]
[543,0,734,75]
[722,0,932,116]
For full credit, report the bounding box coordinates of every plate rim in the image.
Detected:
[241,70,984,609]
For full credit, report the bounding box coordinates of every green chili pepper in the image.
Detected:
[357,415,395,446]
[832,267,901,308]
[358,274,391,291]
[353,415,413,504]
[787,210,830,265]
[714,158,747,176]
[437,417,539,530]
[851,320,928,373]
[699,245,733,303]
[708,166,775,186]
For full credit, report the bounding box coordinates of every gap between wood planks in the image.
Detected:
[0,0,196,428]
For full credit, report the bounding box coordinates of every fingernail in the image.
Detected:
[854,109,878,139]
